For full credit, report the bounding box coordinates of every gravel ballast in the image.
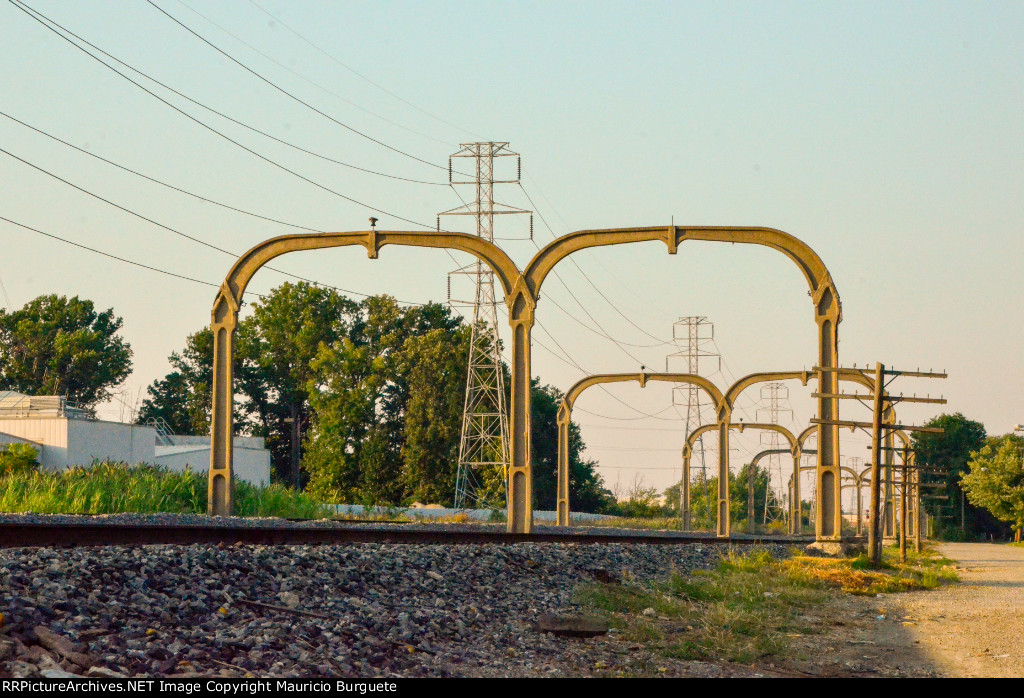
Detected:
[0,528,789,678]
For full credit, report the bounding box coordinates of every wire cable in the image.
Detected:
[0,214,228,292]
[9,0,449,225]
[0,145,431,306]
[146,0,450,174]
[243,0,482,140]
[10,1,447,187]
[175,0,456,149]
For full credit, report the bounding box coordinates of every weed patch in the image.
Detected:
[0,461,332,519]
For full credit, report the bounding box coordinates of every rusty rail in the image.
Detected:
[0,522,812,548]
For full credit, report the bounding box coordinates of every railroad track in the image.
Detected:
[0,521,811,548]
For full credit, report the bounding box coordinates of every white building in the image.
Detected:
[0,391,270,485]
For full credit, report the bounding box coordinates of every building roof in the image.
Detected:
[0,391,90,419]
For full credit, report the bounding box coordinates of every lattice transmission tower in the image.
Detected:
[440,143,530,510]
[666,317,720,520]
[757,383,792,525]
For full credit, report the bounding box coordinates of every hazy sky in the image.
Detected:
[1,0,1021,502]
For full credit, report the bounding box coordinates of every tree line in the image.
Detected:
[0,286,613,512]
[5,291,1024,531]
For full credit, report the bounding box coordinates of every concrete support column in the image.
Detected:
[746,464,755,534]
[814,291,842,541]
[716,407,731,538]
[791,453,802,534]
[208,288,239,516]
[507,289,535,534]
[681,451,691,530]
[856,478,863,536]
[555,400,570,527]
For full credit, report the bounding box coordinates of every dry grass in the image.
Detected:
[575,545,957,667]
[785,545,957,595]
[575,550,828,664]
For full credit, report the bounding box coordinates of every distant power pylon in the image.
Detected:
[757,382,792,524]
[667,317,720,519]
[440,142,530,510]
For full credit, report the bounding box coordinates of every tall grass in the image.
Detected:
[0,460,332,519]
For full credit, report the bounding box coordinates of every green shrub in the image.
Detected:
[0,443,39,476]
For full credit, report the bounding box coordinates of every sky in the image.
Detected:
[1,0,1021,508]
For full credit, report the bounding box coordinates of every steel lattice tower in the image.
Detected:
[440,143,530,509]
[757,383,792,524]
[666,317,719,521]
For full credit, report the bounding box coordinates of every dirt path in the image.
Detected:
[868,543,1024,677]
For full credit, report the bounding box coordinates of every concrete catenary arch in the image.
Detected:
[734,422,806,535]
[210,225,842,538]
[206,229,521,518]
[524,226,843,540]
[750,446,817,534]
[554,371,724,526]
[794,426,912,538]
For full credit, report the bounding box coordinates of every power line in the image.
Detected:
[521,170,678,320]
[0,145,430,306]
[0,110,322,233]
[146,0,450,174]
[243,0,481,140]
[520,182,675,347]
[575,404,679,421]
[533,318,680,421]
[0,214,227,292]
[175,0,456,149]
[11,1,446,187]
[9,0,450,225]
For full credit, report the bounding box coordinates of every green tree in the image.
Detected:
[400,327,470,505]
[961,434,1024,540]
[138,283,357,482]
[302,296,464,505]
[138,328,215,435]
[242,282,358,484]
[912,412,998,539]
[530,381,614,514]
[672,463,778,530]
[0,294,132,408]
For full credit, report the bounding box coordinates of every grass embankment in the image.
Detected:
[575,546,957,666]
[584,516,791,535]
[0,461,332,519]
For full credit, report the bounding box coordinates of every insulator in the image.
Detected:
[437,216,440,232]
[529,214,533,240]
[447,275,451,301]
[517,157,521,182]
[448,160,452,183]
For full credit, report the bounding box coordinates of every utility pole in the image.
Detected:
[667,317,719,529]
[812,364,947,566]
[441,143,530,510]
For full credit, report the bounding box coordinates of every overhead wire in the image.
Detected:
[243,0,481,140]
[520,182,675,347]
[520,170,678,320]
[145,0,451,174]
[173,0,456,148]
[10,2,494,311]
[0,145,433,306]
[0,214,232,293]
[13,0,693,444]
[10,1,447,187]
[8,0,449,225]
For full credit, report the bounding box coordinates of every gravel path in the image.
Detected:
[867,542,1024,677]
[0,539,784,678]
